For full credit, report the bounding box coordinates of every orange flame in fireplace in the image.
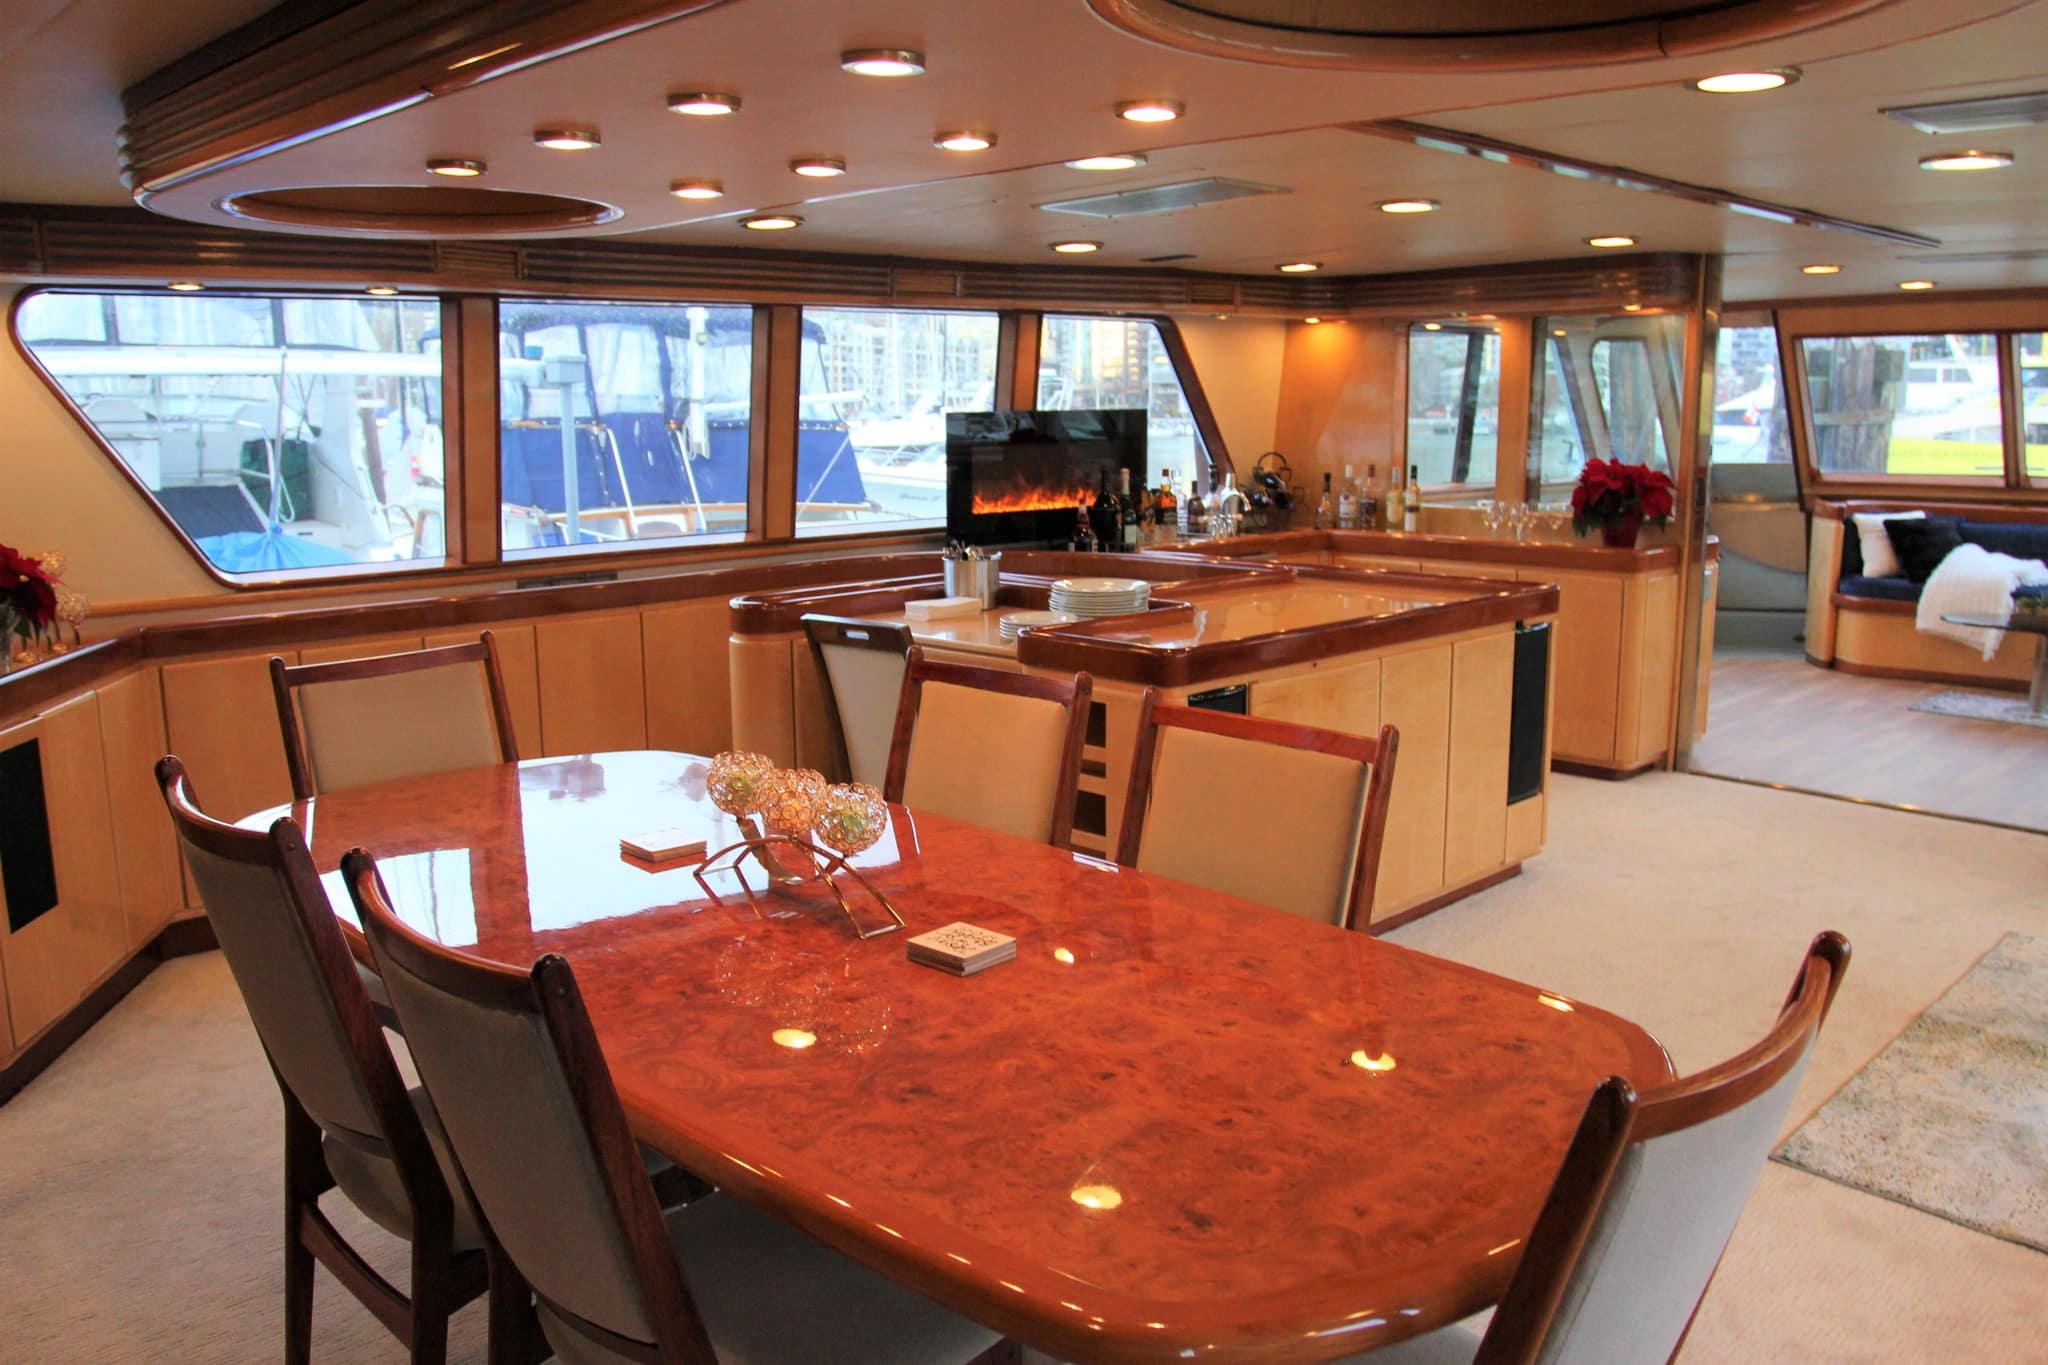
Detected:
[972,478,1097,517]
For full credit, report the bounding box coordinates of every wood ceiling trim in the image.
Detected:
[119,0,743,197]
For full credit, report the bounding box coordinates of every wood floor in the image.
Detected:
[1690,650,2048,833]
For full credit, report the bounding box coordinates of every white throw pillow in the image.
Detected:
[1852,510,1924,579]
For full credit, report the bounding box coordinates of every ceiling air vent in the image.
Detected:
[1039,177,1290,219]
[1883,90,2048,136]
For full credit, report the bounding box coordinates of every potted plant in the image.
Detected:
[0,542,60,673]
[1570,459,1676,548]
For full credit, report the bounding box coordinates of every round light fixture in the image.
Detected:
[1692,68,1799,94]
[1051,240,1101,254]
[790,157,847,178]
[1066,153,1147,171]
[741,213,804,231]
[425,158,486,178]
[366,286,400,296]
[840,48,925,77]
[1116,99,1184,124]
[1303,316,1322,325]
[167,280,204,292]
[1421,322,1443,331]
[1377,198,1441,214]
[667,91,741,116]
[1898,279,1937,291]
[1586,234,1636,248]
[1801,263,1843,275]
[1918,149,2013,171]
[668,179,725,200]
[534,128,600,151]
[1276,261,1322,273]
[935,130,995,152]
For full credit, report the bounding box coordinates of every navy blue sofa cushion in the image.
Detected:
[1958,520,2048,563]
[1838,574,1924,603]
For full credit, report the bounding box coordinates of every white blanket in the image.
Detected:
[1916,542,2048,660]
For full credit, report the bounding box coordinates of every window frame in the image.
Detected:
[1033,312,1229,495]
[1402,322,1506,498]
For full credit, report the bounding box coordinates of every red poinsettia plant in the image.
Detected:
[1570,459,1676,540]
[1,541,61,644]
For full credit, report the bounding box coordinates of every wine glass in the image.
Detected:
[1478,499,1503,538]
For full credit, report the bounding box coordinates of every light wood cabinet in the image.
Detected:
[1374,644,1452,918]
[535,611,647,756]
[1444,634,1513,886]
[161,649,299,823]
[1252,658,1383,738]
[642,599,736,759]
[425,624,542,756]
[298,632,421,665]
[95,668,182,950]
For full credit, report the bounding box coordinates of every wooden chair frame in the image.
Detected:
[157,757,488,1365]
[271,631,520,801]
[1116,688,1399,931]
[883,646,1093,848]
[801,613,915,784]
[1473,931,1851,1365]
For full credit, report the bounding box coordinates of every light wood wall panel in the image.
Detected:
[642,598,735,758]
[1444,634,1513,886]
[535,612,647,756]
[1273,320,1404,498]
[1523,569,1622,764]
[298,632,422,665]
[1373,644,1451,918]
[161,649,299,822]
[95,667,182,949]
[1805,518,1844,662]
[425,624,542,756]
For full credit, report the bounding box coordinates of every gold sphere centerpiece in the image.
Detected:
[759,767,827,838]
[813,782,888,856]
[706,751,777,816]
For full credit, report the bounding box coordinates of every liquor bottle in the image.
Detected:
[1336,463,1358,530]
[1118,469,1140,551]
[1090,468,1120,551]
[1360,463,1380,531]
[1314,472,1335,529]
[1186,477,1207,537]
[1074,497,1097,553]
[1155,470,1178,539]
[1381,465,1402,531]
[1403,463,1421,533]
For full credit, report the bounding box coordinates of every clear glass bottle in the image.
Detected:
[1403,463,1421,532]
[1336,463,1358,530]
[1314,471,1335,529]
[1360,463,1380,530]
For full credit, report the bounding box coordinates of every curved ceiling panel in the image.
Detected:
[220,185,622,236]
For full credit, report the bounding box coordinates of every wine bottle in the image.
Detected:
[1118,469,1140,551]
[1360,463,1380,531]
[1156,469,1178,538]
[1186,478,1207,536]
[1314,472,1335,529]
[1090,468,1120,551]
[1073,497,1097,553]
[1336,463,1358,530]
[1404,463,1421,533]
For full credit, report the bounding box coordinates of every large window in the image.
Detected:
[1037,316,1207,496]
[18,289,446,577]
[1528,313,1682,499]
[2021,332,2047,479]
[1799,333,2003,480]
[1405,324,1500,492]
[1711,323,1791,465]
[498,300,754,555]
[794,307,1000,535]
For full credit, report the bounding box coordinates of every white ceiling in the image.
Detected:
[5,0,2047,303]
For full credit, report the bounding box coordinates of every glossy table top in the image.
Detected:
[258,752,1671,1363]
[1091,578,1462,652]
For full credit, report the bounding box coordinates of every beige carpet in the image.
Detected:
[2,771,2045,1362]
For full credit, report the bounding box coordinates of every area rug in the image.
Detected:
[1909,689,2048,730]
[1775,932,2048,1252]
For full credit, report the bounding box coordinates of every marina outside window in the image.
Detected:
[2020,332,2047,480]
[497,300,755,557]
[1711,323,1792,465]
[795,307,1000,536]
[17,289,446,578]
[1799,333,2003,481]
[1037,316,1207,495]
[1528,313,1682,499]
[1405,324,1501,495]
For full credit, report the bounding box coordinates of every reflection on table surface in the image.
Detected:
[251,750,1672,1361]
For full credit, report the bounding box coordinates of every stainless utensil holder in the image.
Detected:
[944,554,1001,608]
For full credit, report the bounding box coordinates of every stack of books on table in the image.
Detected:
[907,922,1017,976]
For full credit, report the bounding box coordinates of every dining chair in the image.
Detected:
[343,846,1015,1365]
[1339,931,1852,1365]
[802,613,914,786]
[883,645,1093,847]
[271,631,519,802]
[1116,688,1399,930]
[157,755,489,1365]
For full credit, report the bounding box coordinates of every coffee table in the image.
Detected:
[1941,612,2048,717]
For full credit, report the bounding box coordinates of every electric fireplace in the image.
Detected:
[945,409,1147,546]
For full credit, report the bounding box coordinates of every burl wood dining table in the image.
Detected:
[250,750,1673,1363]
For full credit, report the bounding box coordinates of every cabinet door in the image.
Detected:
[1444,633,1513,886]
[298,633,423,666]
[425,624,541,757]
[1521,569,1622,764]
[161,650,298,823]
[1253,660,1383,738]
[535,612,647,756]
[96,668,183,949]
[642,598,735,758]
[1373,644,1452,918]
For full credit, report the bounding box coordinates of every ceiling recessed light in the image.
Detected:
[669,179,725,200]
[1303,316,1322,324]
[1692,68,1800,94]
[840,48,924,77]
[1117,99,1184,124]
[1066,153,1147,171]
[366,286,399,296]
[167,280,203,292]
[1377,199,1440,214]
[1801,263,1843,275]
[667,91,741,116]
[1421,322,1443,331]
[935,130,995,152]
[1051,240,1101,254]
[1918,149,2014,171]
[534,128,600,151]
[1276,261,1322,273]
[1898,279,1937,291]
[790,157,847,178]
[741,213,803,231]
[1586,234,1636,249]
[426,158,485,178]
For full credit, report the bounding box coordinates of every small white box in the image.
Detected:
[904,596,984,622]
[620,828,707,863]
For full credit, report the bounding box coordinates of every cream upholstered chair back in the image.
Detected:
[883,647,1092,846]
[345,850,717,1362]
[1460,933,1852,1365]
[271,632,519,800]
[1116,691,1398,930]
[803,614,914,786]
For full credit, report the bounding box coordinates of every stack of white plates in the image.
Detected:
[997,609,1075,639]
[1048,577,1152,619]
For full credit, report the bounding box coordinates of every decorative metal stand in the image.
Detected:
[694,832,906,940]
